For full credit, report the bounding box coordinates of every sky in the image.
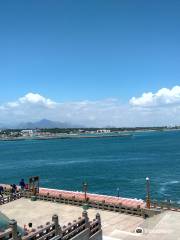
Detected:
[0,0,180,127]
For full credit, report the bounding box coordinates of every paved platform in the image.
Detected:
[103,211,180,240]
[1,198,180,239]
[0,198,144,237]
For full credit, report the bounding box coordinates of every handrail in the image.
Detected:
[22,223,55,240]
[151,199,180,211]
[0,192,22,205]
[21,191,143,217]
[0,211,102,240]
[0,228,12,239]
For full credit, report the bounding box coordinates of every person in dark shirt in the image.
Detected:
[0,185,4,197]
[19,179,26,190]
[11,184,17,194]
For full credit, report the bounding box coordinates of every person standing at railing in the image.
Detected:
[11,184,17,193]
[10,184,17,199]
[19,179,26,190]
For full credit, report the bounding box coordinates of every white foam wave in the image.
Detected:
[159,186,166,195]
[161,180,179,186]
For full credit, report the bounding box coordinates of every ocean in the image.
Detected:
[0,130,180,202]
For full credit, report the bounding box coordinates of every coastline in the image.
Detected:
[1,128,180,142]
[0,133,133,141]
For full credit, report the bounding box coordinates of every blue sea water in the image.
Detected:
[0,130,180,202]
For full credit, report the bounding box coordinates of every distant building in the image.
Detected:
[97,129,111,133]
[78,129,86,133]
[21,129,34,137]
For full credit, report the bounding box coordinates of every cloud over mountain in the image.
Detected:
[0,87,180,127]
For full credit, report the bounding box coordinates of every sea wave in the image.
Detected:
[46,159,90,166]
[159,186,166,195]
[159,180,179,196]
[161,180,179,186]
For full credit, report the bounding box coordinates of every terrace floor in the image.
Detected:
[0,198,143,238]
[1,198,180,240]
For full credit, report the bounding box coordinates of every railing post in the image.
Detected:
[146,177,151,209]
[137,205,141,216]
[167,200,171,210]
[153,199,157,208]
[9,219,20,240]
[82,210,90,228]
[52,214,62,236]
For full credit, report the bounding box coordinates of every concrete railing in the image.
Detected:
[21,191,144,217]
[1,184,160,217]
[0,212,102,240]
[0,192,22,205]
[151,200,180,212]
[89,213,101,238]
[0,228,13,240]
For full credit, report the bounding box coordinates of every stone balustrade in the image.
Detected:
[151,200,180,212]
[21,191,144,217]
[0,192,22,205]
[0,211,102,240]
[1,184,164,217]
[0,228,13,240]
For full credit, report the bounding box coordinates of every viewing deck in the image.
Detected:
[1,196,180,240]
[1,184,180,239]
[1,184,145,208]
[0,197,143,239]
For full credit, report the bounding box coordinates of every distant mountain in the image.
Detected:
[16,119,84,129]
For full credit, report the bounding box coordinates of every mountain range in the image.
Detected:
[0,119,84,129]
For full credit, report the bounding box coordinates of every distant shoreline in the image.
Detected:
[1,128,180,141]
[0,133,133,141]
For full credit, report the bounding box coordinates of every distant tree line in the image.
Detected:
[1,126,180,135]
[31,126,180,133]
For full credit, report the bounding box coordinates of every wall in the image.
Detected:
[90,230,102,240]
[70,228,102,240]
[71,229,90,240]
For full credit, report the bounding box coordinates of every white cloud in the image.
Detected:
[130,86,180,107]
[0,87,180,127]
[6,93,56,109]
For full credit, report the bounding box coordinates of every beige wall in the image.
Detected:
[90,230,102,240]
[71,229,90,240]
[71,229,102,240]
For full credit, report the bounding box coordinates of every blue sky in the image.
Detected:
[0,1,180,126]
[1,0,180,102]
